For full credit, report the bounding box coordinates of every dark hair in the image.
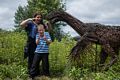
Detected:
[33,12,42,18]
[33,12,46,29]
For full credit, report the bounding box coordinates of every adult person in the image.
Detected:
[30,24,52,79]
[20,12,44,76]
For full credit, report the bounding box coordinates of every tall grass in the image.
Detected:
[0,31,120,80]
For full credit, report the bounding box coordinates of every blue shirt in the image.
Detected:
[25,21,37,38]
[35,32,51,53]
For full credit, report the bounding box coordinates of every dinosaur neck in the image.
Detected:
[47,11,87,35]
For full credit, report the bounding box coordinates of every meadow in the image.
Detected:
[0,31,120,80]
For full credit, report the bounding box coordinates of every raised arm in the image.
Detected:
[20,18,33,28]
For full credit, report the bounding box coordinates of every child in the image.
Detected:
[30,24,52,78]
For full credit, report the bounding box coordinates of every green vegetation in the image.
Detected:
[0,31,120,80]
[14,0,66,28]
[14,0,66,40]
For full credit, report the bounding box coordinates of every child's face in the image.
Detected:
[38,28,45,35]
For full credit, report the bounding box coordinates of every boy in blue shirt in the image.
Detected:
[30,24,52,78]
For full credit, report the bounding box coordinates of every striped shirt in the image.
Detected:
[35,32,51,53]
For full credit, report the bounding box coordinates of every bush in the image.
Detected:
[0,31,120,80]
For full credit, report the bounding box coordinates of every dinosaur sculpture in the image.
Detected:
[46,10,120,69]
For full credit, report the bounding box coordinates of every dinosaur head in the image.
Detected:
[45,10,65,24]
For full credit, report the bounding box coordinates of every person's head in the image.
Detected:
[37,24,45,36]
[33,12,43,24]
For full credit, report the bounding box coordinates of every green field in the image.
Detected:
[0,31,120,80]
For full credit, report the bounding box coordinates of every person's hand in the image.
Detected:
[38,34,41,40]
[27,18,35,21]
[43,35,47,41]
[20,18,35,27]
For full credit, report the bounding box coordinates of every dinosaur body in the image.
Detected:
[46,10,120,69]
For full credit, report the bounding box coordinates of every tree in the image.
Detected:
[14,0,66,27]
[14,6,29,29]
[27,0,66,15]
[14,0,67,40]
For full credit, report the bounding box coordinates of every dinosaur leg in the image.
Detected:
[70,33,90,59]
[113,47,119,55]
[70,38,89,57]
[110,47,119,64]
[102,44,117,69]
[99,49,108,66]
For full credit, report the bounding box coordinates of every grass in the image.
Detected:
[0,31,120,80]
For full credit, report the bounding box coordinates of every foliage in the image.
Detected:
[27,0,66,16]
[0,64,27,79]
[14,6,29,28]
[14,0,67,40]
[49,37,76,76]
[0,31,27,79]
[0,31,120,80]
